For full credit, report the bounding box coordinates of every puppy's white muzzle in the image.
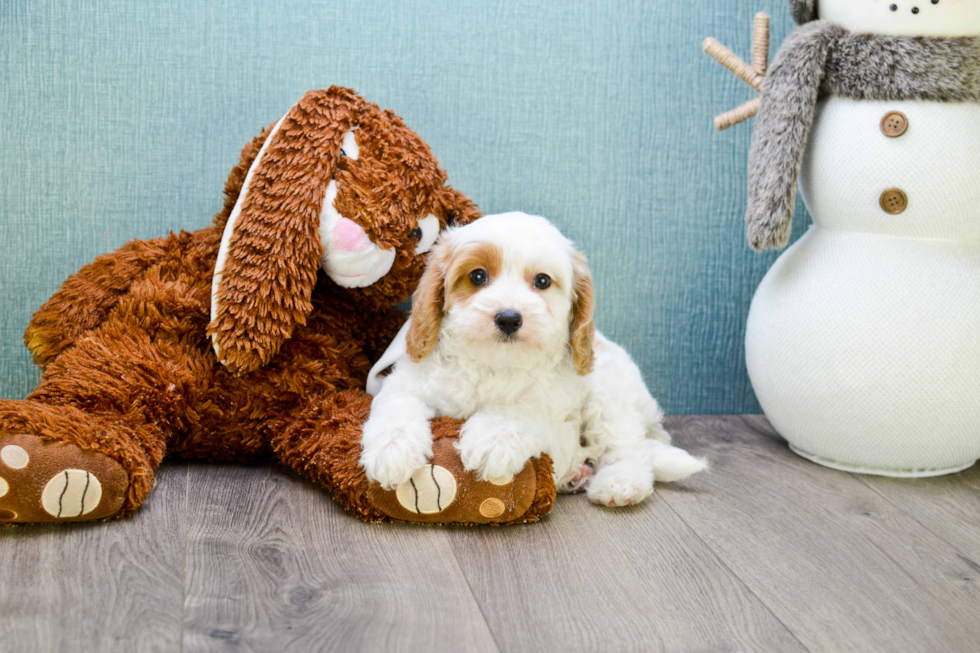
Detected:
[319,180,396,288]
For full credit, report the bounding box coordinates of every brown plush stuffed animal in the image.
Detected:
[0,87,554,525]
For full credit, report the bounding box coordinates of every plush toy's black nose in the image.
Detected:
[494,310,523,335]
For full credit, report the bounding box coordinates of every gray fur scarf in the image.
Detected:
[746,21,980,251]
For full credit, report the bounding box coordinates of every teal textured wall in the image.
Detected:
[0,0,810,414]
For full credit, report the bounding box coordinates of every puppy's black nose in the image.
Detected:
[494,310,523,335]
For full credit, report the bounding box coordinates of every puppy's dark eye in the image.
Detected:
[410,228,422,240]
[533,273,552,290]
[470,269,488,286]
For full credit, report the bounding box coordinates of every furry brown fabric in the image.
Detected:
[0,87,517,525]
[210,88,452,374]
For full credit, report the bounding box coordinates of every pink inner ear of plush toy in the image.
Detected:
[333,217,372,253]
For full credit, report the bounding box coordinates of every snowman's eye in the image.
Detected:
[912,6,920,13]
[931,0,938,4]
[890,4,898,10]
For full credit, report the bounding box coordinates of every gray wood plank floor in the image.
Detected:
[1,416,978,653]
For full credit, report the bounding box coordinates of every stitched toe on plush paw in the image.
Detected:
[0,433,128,523]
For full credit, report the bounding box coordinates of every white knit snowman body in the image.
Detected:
[745,0,980,476]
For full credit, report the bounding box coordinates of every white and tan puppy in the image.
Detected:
[360,212,706,507]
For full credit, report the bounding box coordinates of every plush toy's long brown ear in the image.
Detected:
[442,186,482,226]
[406,238,452,361]
[209,87,359,375]
[213,126,275,232]
[569,251,595,376]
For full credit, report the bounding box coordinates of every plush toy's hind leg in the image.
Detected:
[269,389,557,525]
[0,320,202,524]
[0,401,152,523]
[268,389,384,522]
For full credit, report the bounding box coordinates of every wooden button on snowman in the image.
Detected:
[880,111,909,138]
[708,0,980,475]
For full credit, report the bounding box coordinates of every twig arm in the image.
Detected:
[703,12,770,130]
[752,13,770,75]
[714,98,759,131]
[702,38,763,91]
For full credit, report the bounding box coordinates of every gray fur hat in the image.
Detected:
[790,0,817,24]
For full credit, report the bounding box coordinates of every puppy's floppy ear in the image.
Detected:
[209,87,359,375]
[406,238,451,361]
[569,251,596,376]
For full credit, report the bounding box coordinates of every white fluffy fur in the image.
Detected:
[361,212,706,507]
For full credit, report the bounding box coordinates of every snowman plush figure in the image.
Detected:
[716,0,980,475]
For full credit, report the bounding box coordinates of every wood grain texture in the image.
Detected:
[447,490,807,653]
[856,463,980,562]
[1,417,977,652]
[180,462,498,653]
[660,415,980,653]
[0,465,188,653]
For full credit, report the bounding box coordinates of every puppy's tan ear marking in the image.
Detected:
[209,87,360,375]
[406,239,451,361]
[570,251,595,376]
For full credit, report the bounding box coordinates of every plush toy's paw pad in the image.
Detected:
[586,462,654,508]
[366,435,549,525]
[394,464,458,515]
[0,433,128,523]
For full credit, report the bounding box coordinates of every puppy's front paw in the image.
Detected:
[587,460,654,508]
[458,415,536,482]
[360,418,433,490]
